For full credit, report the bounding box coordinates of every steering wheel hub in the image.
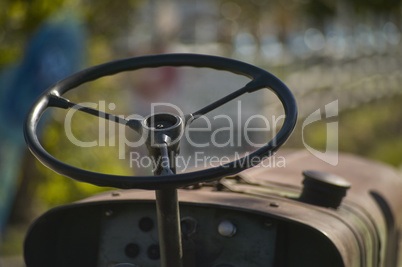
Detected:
[144,113,182,130]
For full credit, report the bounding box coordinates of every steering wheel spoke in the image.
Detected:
[47,94,142,132]
[190,79,266,119]
[183,78,269,128]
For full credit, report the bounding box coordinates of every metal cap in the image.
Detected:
[299,170,351,209]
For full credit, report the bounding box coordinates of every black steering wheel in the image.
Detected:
[24,54,297,190]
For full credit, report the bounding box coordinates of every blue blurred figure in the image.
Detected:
[0,12,86,235]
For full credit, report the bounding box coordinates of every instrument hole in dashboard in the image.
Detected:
[138,217,154,232]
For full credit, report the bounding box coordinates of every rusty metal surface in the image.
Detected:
[26,150,402,266]
[237,149,402,266]
[78,150,402,266]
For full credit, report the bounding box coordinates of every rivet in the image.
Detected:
[218,220,236,237]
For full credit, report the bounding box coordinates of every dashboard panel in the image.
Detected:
[98,202,277,267]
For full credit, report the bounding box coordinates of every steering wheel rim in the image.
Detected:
[24,53,297,190]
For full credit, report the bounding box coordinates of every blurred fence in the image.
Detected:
[127,1,401,120]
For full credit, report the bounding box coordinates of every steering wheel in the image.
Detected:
[24,54,297,190]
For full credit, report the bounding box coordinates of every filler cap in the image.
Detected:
[299,170,351,209]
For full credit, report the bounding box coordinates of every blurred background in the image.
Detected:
[0,0,401,265]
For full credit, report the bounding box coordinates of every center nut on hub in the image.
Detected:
[142,113,184,175]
